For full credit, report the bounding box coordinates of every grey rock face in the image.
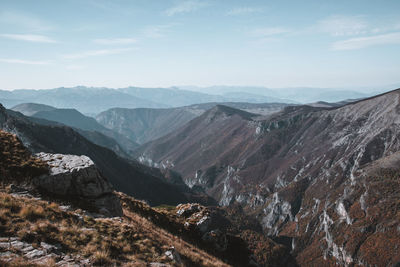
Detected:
[164,246,182,264]
[33,152,122,217]
[176,203,201,217]
[34,153,112,197]
[0,236,88,266]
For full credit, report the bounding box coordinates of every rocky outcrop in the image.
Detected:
[176,203,229,252]
[171,202,296,265]
[33,152,122,217]
[176,203,213,233]
[164,246,182,265]
[0,236,90,266]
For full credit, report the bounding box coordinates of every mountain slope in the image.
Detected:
[0,103,211,206]
[97,107,198,144]
[33,108,105,132]
[135,89,400,265]
[183,102,290,116]
[134,104,264,189]
[11,103,56,116]
[97,103,288,144]
[11,103,139,155]
[118,86,227,107]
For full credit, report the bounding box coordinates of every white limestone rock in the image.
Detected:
[34,153,112,197]
[33,152,122,217]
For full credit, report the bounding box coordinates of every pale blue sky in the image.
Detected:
[0,0,399,90]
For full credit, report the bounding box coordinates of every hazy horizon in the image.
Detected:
[1,83,399,95]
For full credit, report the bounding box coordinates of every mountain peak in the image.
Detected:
[342,87,400,107]
[11,103,56,116]
[206,104,256,120]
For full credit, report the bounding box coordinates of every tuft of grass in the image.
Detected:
[0,130,48,183]
[91,250,112,266]
[0,194,21,213]
[19,205,45,221]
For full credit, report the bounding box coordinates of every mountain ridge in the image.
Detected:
[96,102,289,144]
[11,103,139,156]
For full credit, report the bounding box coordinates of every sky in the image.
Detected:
[0,0,400,90]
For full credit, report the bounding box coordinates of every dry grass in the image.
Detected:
[91,250,112,266]
[0,130,48,183]
[0,190,230,266]
[19,205,46,221]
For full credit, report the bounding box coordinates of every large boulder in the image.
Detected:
[33,152,122,217]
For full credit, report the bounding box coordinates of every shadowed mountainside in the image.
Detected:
[1,103,214,207]
[11,103,139,156]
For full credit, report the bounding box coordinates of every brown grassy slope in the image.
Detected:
[0,130,48,182]
[0,189,230,266]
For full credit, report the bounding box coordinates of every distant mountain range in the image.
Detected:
[178,85,395,103]
[0,87,165,114]
[0,85,385,115]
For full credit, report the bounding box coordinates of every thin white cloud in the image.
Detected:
[0,33,56,43]
[0,58,52,65]
[251,27,291,37]
[63,48,135,59]
[164,1,207,16]
[317,15,368,36]
[227,7,263,16]
[93,38,137,45]
[332,32,400,50]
